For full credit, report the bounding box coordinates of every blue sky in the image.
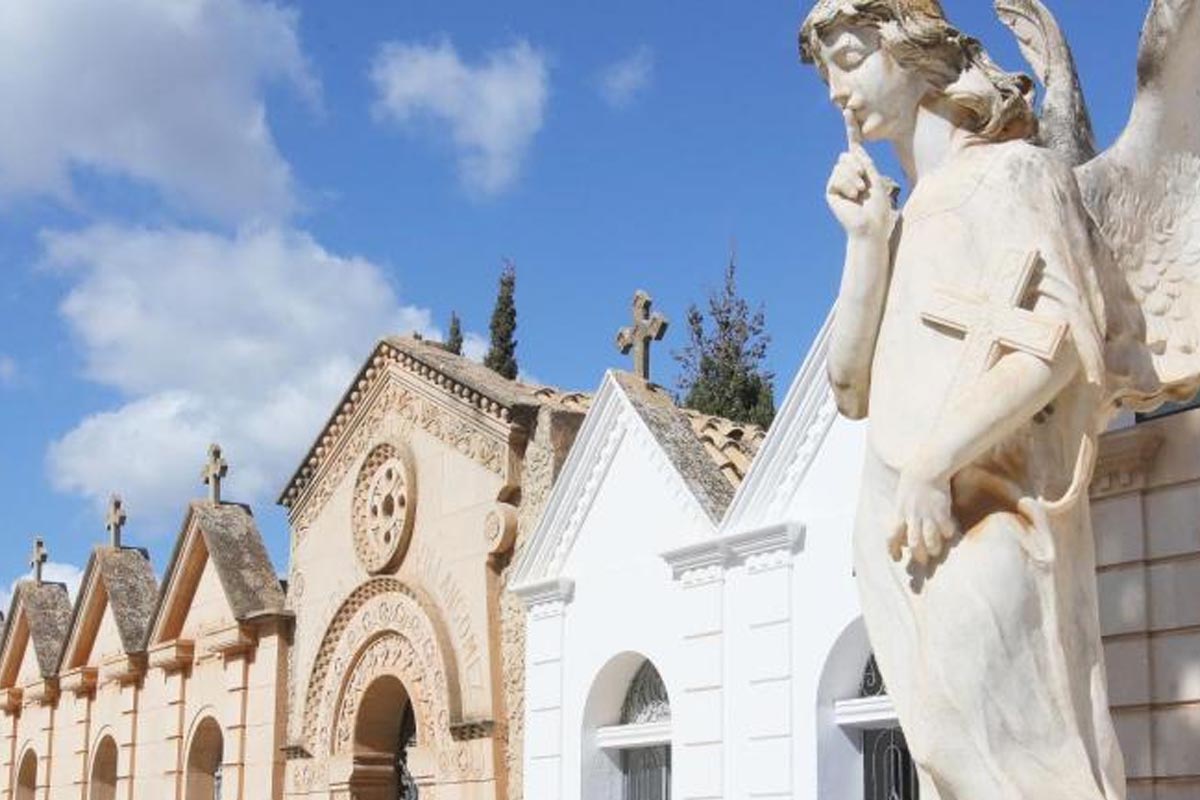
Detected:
[0,0,1153,598]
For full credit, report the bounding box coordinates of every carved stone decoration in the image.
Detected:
[485,503,519,557]
[353,442,418,574]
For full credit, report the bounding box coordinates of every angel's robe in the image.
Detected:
[857,138,1127,800]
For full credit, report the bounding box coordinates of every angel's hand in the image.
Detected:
[888,469,958,565]
[826,110,899,245]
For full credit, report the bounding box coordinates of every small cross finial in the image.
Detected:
[202,443,229,504]
[106,494,127,548]
[29,538,47,584]
[616,290,669,381]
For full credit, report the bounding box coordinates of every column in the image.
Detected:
[513,578,574,800]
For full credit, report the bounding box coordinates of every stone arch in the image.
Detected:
[302,578,463,757]
[185,715,224,800]
[581,652,673,799]
[816,616,872,800]
[15,748,36,800]
[89,734,119,800]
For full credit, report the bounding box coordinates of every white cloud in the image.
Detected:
[0,355,15,385]
[0,0,317,222]
[43,224,439,529]
[370,38,549,196]
[0,562,85,614]
[461,332,489,363]
[598,46,654,109]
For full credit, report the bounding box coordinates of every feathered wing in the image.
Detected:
[993,0,1096,165]
[1075,0,1200,406]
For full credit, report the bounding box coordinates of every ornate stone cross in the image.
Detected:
[202,443,228,504]
[29,538,47,584]
[106,494,127,548]
[616,290,669,381]
[920,250,1068,388]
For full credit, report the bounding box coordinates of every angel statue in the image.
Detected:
[799,0,1200,797]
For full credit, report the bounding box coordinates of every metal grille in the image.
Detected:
[622,746,670,800]
[621,662,670,725]
[863,728,919,800]
[396,702,419,800]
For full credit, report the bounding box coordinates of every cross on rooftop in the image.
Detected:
[106,494,127,548]
[616,290,669,381]
[202,443,229,504]
[30,538,47,584]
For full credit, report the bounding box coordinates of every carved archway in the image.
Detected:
[15,749,36,800]
[89,735,118,800]
[302,578,463,754]
[185,716,224,800]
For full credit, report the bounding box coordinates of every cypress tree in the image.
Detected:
[484,261,519,379]
[673,253,775,427]
[446,311,464,355]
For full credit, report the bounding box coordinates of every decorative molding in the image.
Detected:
[720,312,839,533]
[486,503,520,557]
[1091,426,1164,499]
[512,577,575,618]
[833,695,899,730]
[595,721,672,750]
[59,667,97,697]
[281,340,522,514]
[662,522,804,582]
[352,441,418,574]
[0,687,22,714]
[508,379,628,587]
[99,654,145,686]
[148,640,194,673]
[204,624,257,658]
[22,678,59,707]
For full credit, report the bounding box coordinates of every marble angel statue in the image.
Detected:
[799,0,1200,797]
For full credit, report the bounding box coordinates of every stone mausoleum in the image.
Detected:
[1,316,1199,800]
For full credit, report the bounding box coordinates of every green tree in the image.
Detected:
[484,261,519,379]
[446,311,464,355]
[674,254,775,427]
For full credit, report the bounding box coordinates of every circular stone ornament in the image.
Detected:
[353,442,417,574]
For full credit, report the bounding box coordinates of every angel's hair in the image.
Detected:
[800,0,1036,142]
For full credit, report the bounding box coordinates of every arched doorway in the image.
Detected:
[15,749,36,800]
[90,736,118,800]
[582,653,672,800]
[351,675,420,800]
[186,717,224,800]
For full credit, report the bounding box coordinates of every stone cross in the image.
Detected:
[920,250,1069,389]
[616,290,669,381]
[106,494,127,548]
[29,538,47,585]
[202,443,229,504]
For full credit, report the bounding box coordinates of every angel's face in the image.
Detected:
[817,23,929,142]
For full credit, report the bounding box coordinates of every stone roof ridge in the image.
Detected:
[611,371,736,521]
[95,546,158,654]
[11,581,72,679]
[280,335,586,509]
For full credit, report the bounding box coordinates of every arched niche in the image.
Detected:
[345,674,420,800]
[15,749,37,800]
[185,716,224,800]
[89,735,119,800]
[815,617,872,800]
[581,652,672,800]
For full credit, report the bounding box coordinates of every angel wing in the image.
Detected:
[993,0,1096,165]
[1075,0,1200,404]
[997,0,1200,407]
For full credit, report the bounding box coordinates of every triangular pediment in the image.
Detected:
[59,547,158,671]
[0,582,71,688]
[511,371,748,589]
[148,501,285,646]
[278,336,588,528]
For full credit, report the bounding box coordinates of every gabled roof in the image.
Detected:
[719,312,838,535]
[279,335,586,510]
[0,581,72,683]
[149,501,286,645]
[59,546,157,669]
[510,370,766,589]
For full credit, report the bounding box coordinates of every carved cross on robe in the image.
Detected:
[106,494,127,548]
[202,443,228,504]
[29,538,47,584]
[920,250,1069,389]
[616,290,668,381]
